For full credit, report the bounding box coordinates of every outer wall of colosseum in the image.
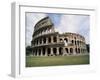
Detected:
[31,17,88,56]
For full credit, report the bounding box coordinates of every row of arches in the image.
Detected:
[33,47,87,56]
[33,27,53,38]
[60,38,85,46]
[32,36,58,46]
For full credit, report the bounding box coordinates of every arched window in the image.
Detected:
[53,48,57,56]
[47,48,51,56]
[75,48,77,53]
[36,49,37,56]
[65,48,69,53]
[40,38,42,44]
[53,36,57,42]
[43,37,46,44]
[78,48,80,53]
[64,38,68,43]
[48,37,51,43]
[37,40,38,45]
[39,49,41,56]
[75,40,77,45]
[60,38,63,42]
[43,48,45,55]
[59,47,63,55]
[70,48,73,54]
[71,40,74,44]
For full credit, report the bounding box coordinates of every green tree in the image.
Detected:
[26,46,32,56]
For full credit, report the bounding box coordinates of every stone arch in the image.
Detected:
[60,38,63,42]
[43,37,46,44]
[39,49,41,56]
[36,49,37,56]
[53,36,57,42]
[53,48,57,56]
[37,40,38,45]
[59,47,63,55]
[75,48,77,53]
[70,48,73,54]
[47,48,51,56]
[43,48,45,55]
[71,40,74,44]
[64,38,68,43]
[40,38,42,44]
[75,40,77,45]
[48,37,51,43]
[65,48,69,53]
[78,48,80,53]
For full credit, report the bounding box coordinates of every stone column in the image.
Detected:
[46,37,48,44]
[42,38,43,45]
[56,47,59,56]
[51,47,53,56]
[57,35,59,43]
[41,48,43,56]
[51,36,53,43]
[45,48,47,56]
[63,47,66,56]
[73,48,76,55]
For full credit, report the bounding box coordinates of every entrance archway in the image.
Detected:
[59,47,63,55]
[70,48,73,54]
[47,48,51,56]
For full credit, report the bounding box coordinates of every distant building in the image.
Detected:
[31,17,88,56]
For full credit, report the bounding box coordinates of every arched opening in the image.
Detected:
[47,48,51,56]
[43,37,46,44]
[64,38,68,43]
[48,37,51,43]
[71,40,74,44]
[53,48,57,56]
[43,48,45,55]
[75,40,77,45]
[35,49,37,56]
[40,39,42,44]
[59,47,63,55]
[78,48,80,53]
[37,40,38,45]
[53,36,57,42]
[70,48,73,54]
[39,49,41,56]
[65,48,69,53]
[60,38,63,42]
[75,48,77,53]
[64,38,68,46]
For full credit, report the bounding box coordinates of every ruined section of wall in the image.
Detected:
[31,17,88,56]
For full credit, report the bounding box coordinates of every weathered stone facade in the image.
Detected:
[31,17,87,56]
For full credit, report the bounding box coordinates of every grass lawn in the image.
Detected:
[26,55,89,67]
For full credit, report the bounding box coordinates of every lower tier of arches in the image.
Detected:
[32,47,88,56]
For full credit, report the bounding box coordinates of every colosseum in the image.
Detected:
[31,16,88,56]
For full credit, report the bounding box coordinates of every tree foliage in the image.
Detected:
[26,46,32,56]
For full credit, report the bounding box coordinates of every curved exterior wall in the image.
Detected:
[31,17,87,56]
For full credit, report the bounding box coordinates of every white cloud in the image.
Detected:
[26,13,90,46]
[56,15,90,44]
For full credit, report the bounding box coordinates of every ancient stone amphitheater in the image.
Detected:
[31,17,87,56]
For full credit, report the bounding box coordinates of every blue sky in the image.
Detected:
[26,13,90,46]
